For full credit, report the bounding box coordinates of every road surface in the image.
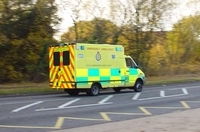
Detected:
[0,82,200,132]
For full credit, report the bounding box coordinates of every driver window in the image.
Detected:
[125,58,137,68]
[125,58,132,68]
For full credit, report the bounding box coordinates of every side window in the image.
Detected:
[54,52,60,66]
[125,58,137,68]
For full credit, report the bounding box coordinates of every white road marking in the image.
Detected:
[168,86,199,90]
[0,98,78,106]
[182,88,188,94]
[35,102,112,112]
[1,86,198,106]
[12,101,43,113]
[160,91,165,97]
[98,95,113,104]
[139,94,187,101]
[58,98,80,108]
[132,93,141,100]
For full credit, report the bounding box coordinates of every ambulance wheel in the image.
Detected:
[66,90,79,96]
[113,88,121,93]
[87,83,100,96]
[133,80,143,92]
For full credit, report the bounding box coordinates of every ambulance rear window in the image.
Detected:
[54,52,60,66]
[63,51,70,65]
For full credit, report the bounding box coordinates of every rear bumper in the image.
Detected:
[49,82,76,89]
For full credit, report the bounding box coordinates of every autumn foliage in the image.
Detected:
[61,16,200,77]
[0,0,59,83]
[0,0,199,83]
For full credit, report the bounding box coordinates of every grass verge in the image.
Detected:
[146,74,200,85]
[0,74,200,95]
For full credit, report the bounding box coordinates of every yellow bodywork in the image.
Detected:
[49,43,145,89]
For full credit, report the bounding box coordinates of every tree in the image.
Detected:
[146,14,200,76]
[108,0,176,66]
[60,0,200,76]
[164,15,200,64]
[61,18,119,44]
[0,0,60,83]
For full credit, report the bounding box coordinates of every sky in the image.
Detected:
[160,0,196,30]
[54,0,198,40]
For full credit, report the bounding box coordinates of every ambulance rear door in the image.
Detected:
[49,44,75,89]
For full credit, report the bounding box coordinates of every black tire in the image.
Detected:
[87,83,100,96]
[66,90,79,96]
[133,80,143,92]
[113,88,121,93]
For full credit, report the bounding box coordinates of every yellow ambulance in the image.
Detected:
[49,43,145,96]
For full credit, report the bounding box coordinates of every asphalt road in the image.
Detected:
[0,82,200,132]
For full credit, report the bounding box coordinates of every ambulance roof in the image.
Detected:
[76,43,123,47]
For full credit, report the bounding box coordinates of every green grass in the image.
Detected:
[0,74,200,95]
[0,82,59,95]
[146,74,200,85]
[0,87,58,95]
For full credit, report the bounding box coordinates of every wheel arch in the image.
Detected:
[91,82,102,89]
[135,78,144,86]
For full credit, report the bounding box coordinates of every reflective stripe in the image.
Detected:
[49,45,75,89]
